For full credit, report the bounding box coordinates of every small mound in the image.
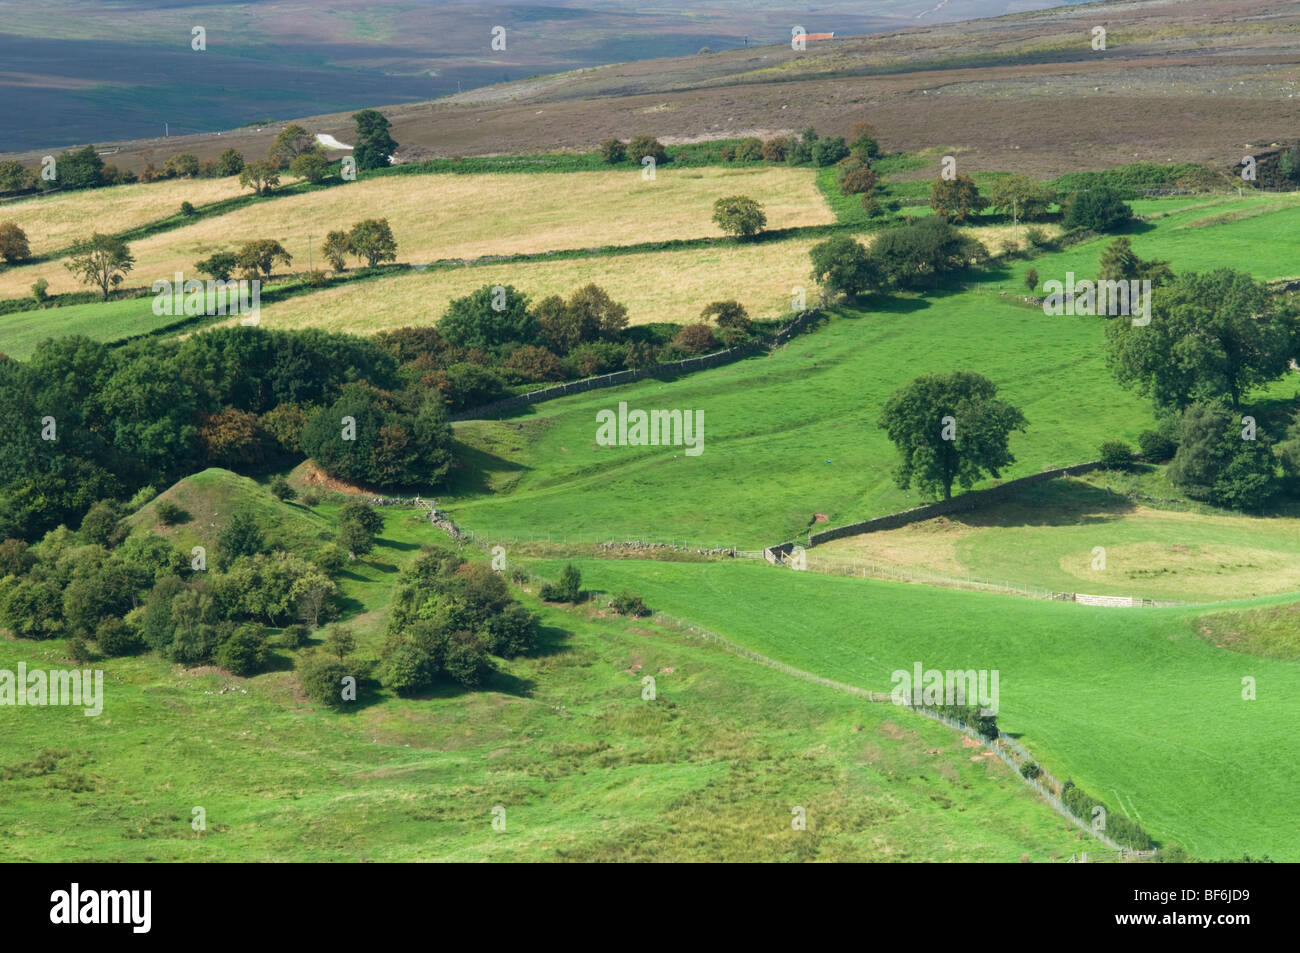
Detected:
[128,467,334,556]
[1196,603,1300,661]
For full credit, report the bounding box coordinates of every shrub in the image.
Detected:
[1138,429,1177,463]
[0,222,32,263]
[280,624,309,649]
[154,499,186,526]
[1064,187,1134,232]
[1025,226,1048,248]
[809,235,876,300]
[712,195,766,238]
[761,137,791,163]
[301,488,324,507]
[733,137,763,161]
[599,139,626,163]
[610,591,650,617]
[1019,761,1041,780]
[811,137,849,166]
[269,475,297,501]
[1099,440,1135,468]
[312,543,346,574]
[627,135,667,165]
[503,344,565,383]
[700,300,750,330]
[95,616,141,656]
[1024,268,1039,292]
[217,625,270,676]
[324,626,356,660]
[482,603,540,658]
[68,636,92,664]
[540,563,582,602]
[179,200,196,217]
[195,251,237,282]
[860,195,883,218]
[305,269,329,288]
[31,278,49,304]
[297,653,354,709]
[671,323,718,355]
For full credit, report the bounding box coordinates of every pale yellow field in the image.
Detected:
[1,166,831,298]
[0,176,248,257]
[219,238,824,333]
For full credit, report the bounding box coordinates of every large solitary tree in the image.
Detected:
[878,371,1027,501]
[353,109,397,170]
[65,233,134,299]
[1104,269,1297,410]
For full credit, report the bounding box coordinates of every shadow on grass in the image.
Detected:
[948,477,1139,529]
[441,439,532,497]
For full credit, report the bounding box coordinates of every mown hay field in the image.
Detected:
[0,166,832,298]
[221,237,825,332]
[0,175,248,256]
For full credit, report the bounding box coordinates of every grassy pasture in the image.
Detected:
[0,166,832,298]
[530,557,1300,860]
[442,299,1154,547]
[809,477,1300,603]
[0,497,1084,862]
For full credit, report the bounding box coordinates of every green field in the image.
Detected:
[443,297,1156,547]
[525,557,1300,860]
[0,500,1087,862]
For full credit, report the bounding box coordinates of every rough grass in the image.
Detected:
[0,166,832,298]
[810,477,1300,603]
[0,505,1084,861]
[529,556,1300,860]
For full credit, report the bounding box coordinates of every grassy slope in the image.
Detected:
[443,297,1153,547]
[0,505,1085,862]
[529,557,1300,860]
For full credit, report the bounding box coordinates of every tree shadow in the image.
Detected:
[947,478,1138,529]
[440,440,531,497]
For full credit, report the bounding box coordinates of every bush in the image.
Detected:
[324,626,356,660]
[1098,440,1135,469]
[217,625,269,676]
[1019,761,1040,780]
[31,278,49,304]
[482,603,540,658]
[180,201,196,217]
[68,636,93,664]
[1024,268,1039,292]
[711,195,766,238]
[269,475,297,501]
[811,137,849,166]
[95,616,141,656]
[154,499,187,526]
[761,137,791,163]
[280,624,309,649]
[195,251,237,282]
[599,139,626,163]
[733,137,763,161]
[297,653,354,708]
[860,195,883,218]
[1138,429,1177,463]
[671,324,718,355]
[627,135,667,165]
[610,591,650,617]
[1025,226,1049,248]
[312,543,346,574]
[305,269,329,288]
[540,563,582,602]
[301,488,324,507]
[1064,187,1134,232]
